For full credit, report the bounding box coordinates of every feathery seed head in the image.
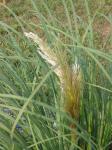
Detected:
[24,31,82,120]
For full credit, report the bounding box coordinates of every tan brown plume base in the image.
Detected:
[0,0,5,4]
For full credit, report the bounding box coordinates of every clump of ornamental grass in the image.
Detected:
[24,32,82,141]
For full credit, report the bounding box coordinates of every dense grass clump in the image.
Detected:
[0,0,112,149]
